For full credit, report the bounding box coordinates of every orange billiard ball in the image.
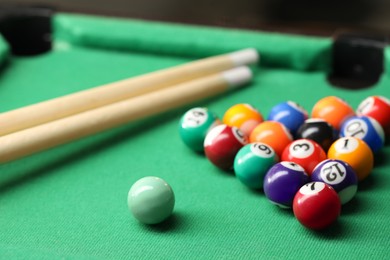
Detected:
[327,137,374,181]
[311,96,355,130]
[223,103,263,136]
[249,121,293,158]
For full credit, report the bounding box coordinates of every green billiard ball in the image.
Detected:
[234,142,279,189]
[128,176,175,225]
[179,107,220,152]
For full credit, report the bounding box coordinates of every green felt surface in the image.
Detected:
[54,14,332,71]
[0,13,389,259]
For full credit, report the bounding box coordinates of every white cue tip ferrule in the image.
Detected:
[228,48,259,66]
[222,66,253,89]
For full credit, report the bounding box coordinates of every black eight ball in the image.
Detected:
[296,118,336,152]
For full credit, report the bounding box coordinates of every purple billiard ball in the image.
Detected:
[311,159,358,205]
[263,161,309,208]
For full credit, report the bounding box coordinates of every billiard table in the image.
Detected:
[0,12,389,259]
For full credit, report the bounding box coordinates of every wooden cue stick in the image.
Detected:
[0,48,258,137]
[0,66,252,163]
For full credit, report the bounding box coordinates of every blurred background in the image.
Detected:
[1,0,390,36]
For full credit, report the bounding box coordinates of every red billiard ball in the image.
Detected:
[357,96,390,136]
[281,139,327,175]
[204,124,248,170]
[293,182,341,230]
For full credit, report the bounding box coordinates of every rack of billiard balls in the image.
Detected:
[179,96,389,230]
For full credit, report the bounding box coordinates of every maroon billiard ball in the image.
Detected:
[204,124,248,170]
[293,182,341,230]
[281,139,327,175]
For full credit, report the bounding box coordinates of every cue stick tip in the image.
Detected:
[228,48,259,66]
[222,66,253,89]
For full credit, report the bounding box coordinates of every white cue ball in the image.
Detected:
[128,176,175,224]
